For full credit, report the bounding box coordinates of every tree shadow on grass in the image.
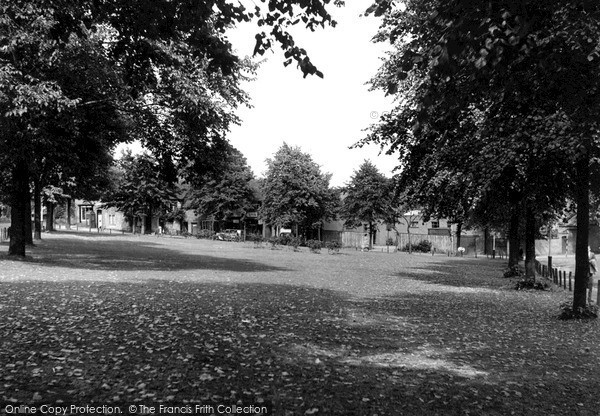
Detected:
[394,258,511,290]
[0,278,597,415]
[0,232,289,273]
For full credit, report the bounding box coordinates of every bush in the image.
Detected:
[196,229,215,239]
[503,265,523,278]
[268,236,280,249]
[326,240,342,254]
[402,240,432,253]
[306,239,322,253]
[558,301,598,320]
[278,234,292,246]
[514,279,548,291]
[386,237,395,246]
[289,236,302,251]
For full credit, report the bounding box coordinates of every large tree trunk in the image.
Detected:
[508,203,521,268]
[33,179,42,240]
[9,160,29,256]
[524,203,537,281]
[573,154,590,310]
[368,221,374,250]
[25,189,33,245]
[45,201,54,232]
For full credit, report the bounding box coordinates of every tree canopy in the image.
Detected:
[340,160,392,250]
[0,0,342,256]
[260,143,338,237]
[363,0,600,310]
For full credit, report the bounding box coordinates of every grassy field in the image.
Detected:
[0,232,599,416]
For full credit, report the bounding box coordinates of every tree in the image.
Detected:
[340,160,392,250]
[187,146,258,224]
[260,143,338,238]
[103,152,178,234]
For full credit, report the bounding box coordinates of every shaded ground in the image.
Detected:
[0,232,599,416]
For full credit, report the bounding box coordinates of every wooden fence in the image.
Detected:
[535,259,600,303]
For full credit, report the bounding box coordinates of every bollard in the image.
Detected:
[569,272,572,291]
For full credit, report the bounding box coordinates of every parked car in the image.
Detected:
[215,229,241,241]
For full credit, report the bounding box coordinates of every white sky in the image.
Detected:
[226,3,398,187]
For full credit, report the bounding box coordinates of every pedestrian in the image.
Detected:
[588,246,596,304]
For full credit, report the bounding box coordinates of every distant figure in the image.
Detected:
[588,246,596,304]
[361,233,369,251]
[156,225,163,237]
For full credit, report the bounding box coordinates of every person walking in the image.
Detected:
[588,246,596,304]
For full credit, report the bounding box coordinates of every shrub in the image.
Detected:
[402,240,432,253]
[306,239,322,253]
[514,279,548,291]
[503,265,523,278]
[386,237,395,246]
[196,229,215,239]
[268,236,280,249]
[278,234,292,246]
[558,301,598,320]
[326,240,342,254]
[289,236,302,251]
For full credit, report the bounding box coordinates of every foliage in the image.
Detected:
[187,146,258,221]
[260,144,339,235]
[559,301,599,320]
[363,0,600,310]
[196,229,216,240]
[503,265,523,279]
[103,152,178,227]
[340,160,392,250]
[326,240,342,254]
[385,237,395,246]
[402,240,432,253]
[0,0,342,256]
[268,236,280,250]
[306,239,322,253]
[514,280,549,291]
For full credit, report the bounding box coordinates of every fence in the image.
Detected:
[534,259,600,303]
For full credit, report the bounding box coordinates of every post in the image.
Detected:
[492,234,496,259]
[597,279,599,304]
[548,256,553,279]
[569,272,572,291]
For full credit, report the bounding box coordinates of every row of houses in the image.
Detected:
[66,199,596,255]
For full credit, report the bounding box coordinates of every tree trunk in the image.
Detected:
[573,153,590,310]
[25,189,33,245]
[368,222,374,250]
[406,223,412,254]
[524,203,537,281]
[46,201,54,232]
[66,198,71,230]
[141,215,146,235]
[9,160,29,256]
[508,204,521,268]
[456,222,463,251]
[34,179,42,240]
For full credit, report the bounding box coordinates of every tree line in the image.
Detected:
[359,0,600,312]
[0,0,342,256]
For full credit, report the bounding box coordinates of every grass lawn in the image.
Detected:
[1,232,599,416]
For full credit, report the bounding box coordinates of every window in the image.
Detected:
[431,220,440,229]
[108,214,116,226]
[410,221,419,228]
[79,206,93,223]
